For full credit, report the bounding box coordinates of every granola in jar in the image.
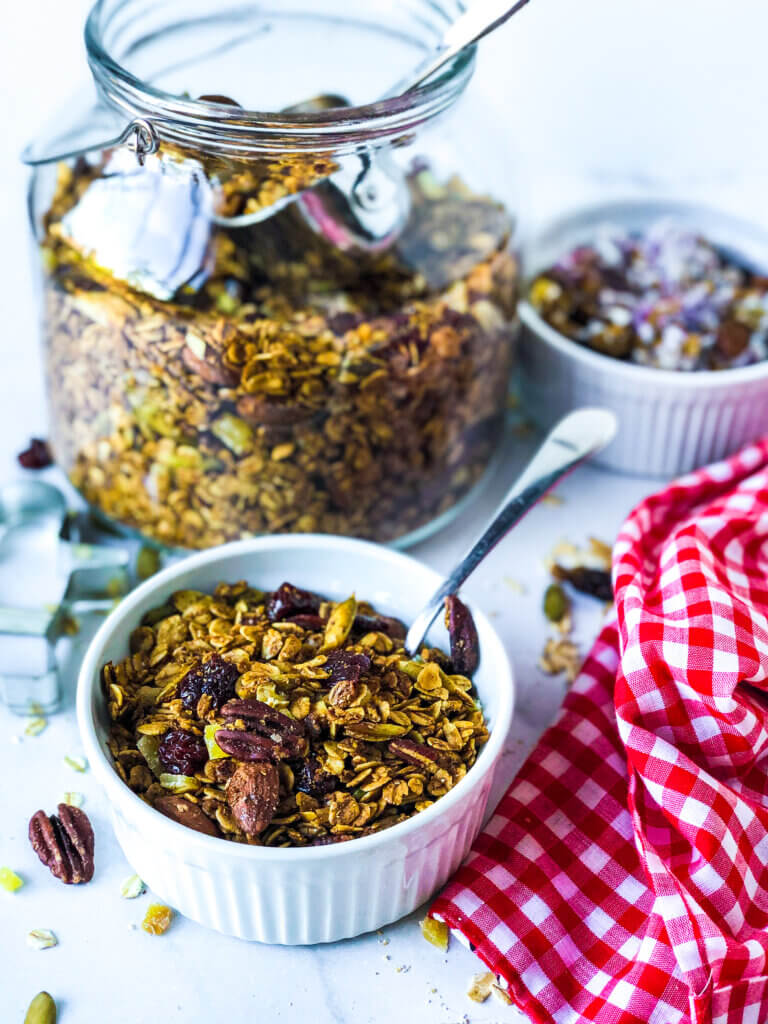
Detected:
[102,581,488,846]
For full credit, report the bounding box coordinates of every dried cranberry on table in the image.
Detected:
[17,438,53,469]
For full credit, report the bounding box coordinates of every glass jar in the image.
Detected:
[27,0,519,550]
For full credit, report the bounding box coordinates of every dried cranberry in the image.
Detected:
[352,613,406,639]
[266,582,322,622]
[294,758,338,799]
[445,594,479,676]
[17,438,53,469]
[158,729,208,775]
[322,650,371,685]
[285,614,325,630]
[179,653,239,711]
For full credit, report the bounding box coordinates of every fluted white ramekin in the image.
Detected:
[77,536,514,944]
[518,199,768,476]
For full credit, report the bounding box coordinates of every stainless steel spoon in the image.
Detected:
[405,408,618,656]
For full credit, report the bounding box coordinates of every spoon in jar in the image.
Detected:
[215,0,535,249]
[404,408,618,657]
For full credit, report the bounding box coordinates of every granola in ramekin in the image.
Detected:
[103,581,488,846]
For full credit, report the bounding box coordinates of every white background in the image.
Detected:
[0,2,765,1022]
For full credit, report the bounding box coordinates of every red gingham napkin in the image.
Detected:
[430,441,768,1024]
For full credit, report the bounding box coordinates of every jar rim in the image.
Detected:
[84,0,476,154]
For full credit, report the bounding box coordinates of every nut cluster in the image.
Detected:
[103,581,487,846]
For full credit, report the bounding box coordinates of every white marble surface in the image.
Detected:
[2,0,763,1019]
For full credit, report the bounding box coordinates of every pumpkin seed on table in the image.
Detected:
[24,992,56,1024]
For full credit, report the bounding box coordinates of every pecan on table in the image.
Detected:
[28,804,94,884]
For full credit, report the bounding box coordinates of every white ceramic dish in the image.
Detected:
[518,199,768,476]
[77,535,514,944]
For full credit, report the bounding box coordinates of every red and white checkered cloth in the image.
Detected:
[431,441,768,1024]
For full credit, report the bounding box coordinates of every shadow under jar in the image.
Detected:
[28,0,519,550]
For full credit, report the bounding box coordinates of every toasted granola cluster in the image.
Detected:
[103,582,488,846]
[41,150,517,549]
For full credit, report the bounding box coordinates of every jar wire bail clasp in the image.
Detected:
[22,117,158,167]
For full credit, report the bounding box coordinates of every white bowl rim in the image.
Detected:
[519,196,768,389]
[77,534,515,862]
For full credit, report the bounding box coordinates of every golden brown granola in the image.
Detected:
[103,581,488,847]
[41,152,517,549]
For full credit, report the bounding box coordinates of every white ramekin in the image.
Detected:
[518,199,768,476]
[77,535,514,944]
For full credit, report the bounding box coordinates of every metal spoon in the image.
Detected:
[405,408,618,655]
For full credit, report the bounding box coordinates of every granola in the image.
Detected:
[102,581,488,846]
[40,151,517,549]
[529,220,768,370]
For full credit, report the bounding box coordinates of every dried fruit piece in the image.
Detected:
[266,582,322,622]
[226,762,280,834]
[24,992,56,1024]
[322,650,371,684]
[294,757,338,799]
[18,438,52,469]
[445,594,479,676]
[352,612,407,639]
[420,916,449,951]
[27,929,58,950]
[158,729,208,775]
[203,723,229,759]
[120,874,146,899]
[142,903,174,935]
[154,795,221,837]
[0,866,24,892]
[28,804,95,884]
[543,582,569,623]
[467,971,496,1003]
[552,564,613,602]
[179,652,238,711]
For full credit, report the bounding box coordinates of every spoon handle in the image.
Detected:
[385,0,533,98]
[404,408,618,655]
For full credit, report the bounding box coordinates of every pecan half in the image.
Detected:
[29,804,95,884]
[154,795,222,837]
[388,738,444,772]
[226,762,280,835]
[221,698,306,738]
[214,728,298,761]
[445,594,479,676]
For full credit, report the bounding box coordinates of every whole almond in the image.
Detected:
[154,795,221,837]
[227,762,280,835]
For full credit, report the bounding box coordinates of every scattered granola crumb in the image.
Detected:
[538,637,582,682]
[492,982,513,1005]
[120,874,146,899]
[25,716,48,737]
[59,613,80,637]
[27,929,58,951]
[502,576,526,595]
[142,903,174,935]
[0,866,24,893]
[541,492,565,507]
[64,755,88,773]
[420,916,450,951]
[396,965,411,974]
[376,931,390,946]
[63,792,84,808]
[467,971,496,1003]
